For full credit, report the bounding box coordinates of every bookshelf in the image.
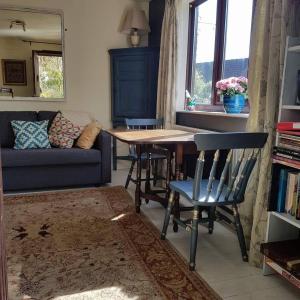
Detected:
[277,36,300,123]
[263,36,300,289]
[282,105,300,110]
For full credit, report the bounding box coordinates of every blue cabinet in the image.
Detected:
[109,47,160,127]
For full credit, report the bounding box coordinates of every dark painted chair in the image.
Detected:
[124,118,169,189]
[161,132,268,271]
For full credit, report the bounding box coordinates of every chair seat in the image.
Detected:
[129,152,166,160]
[169,179,235,206]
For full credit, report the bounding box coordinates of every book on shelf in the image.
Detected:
[261,239,300,279]
[273,148,300,162]
[273,154,300,166]
[277,122,300,131]
[274,146,300,158]
[277,169,288,212]
[277,130,300,136]
[274,167,300,219]
[285,172,298,216]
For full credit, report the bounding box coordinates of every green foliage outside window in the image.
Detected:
[39,55,64,98]
[192,70,212,105]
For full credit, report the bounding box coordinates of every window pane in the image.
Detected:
[191,0,218,105]
[223,0,253,79]
[38,55,64,98]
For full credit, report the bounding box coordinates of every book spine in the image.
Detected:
[277,122,300,130]
[277,169,288,213]
[279,134,300,141]
[273,155,300,166]
[274,152,300,162]
[292,174,298,216]
[296,174,300,220]
[274,147,300,158]
[278,143,300,153]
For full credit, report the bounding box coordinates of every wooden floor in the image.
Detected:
[112,161,300,300]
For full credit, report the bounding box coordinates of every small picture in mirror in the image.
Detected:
[2,59,27,85]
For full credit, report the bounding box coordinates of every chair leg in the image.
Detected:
[153,160,158,186]
[232,203,248,262]
[189,206,199,271]
[145,154,151,201]
[125,160,135,189]
[208,207,215,234]
[173,192,180,232]
[161,191,175,240]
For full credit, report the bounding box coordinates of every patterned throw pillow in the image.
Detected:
[48,112,82,149]
[11,120,51,150]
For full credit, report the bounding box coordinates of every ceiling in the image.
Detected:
[0,9,62,43]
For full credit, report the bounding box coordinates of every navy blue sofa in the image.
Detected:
[0,111,111,192]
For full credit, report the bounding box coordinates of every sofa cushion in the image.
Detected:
[49,112,82,148]
[1,148,102,168]
[11,120,51,150]
[0,111,37,148]
[38,111,58,130]
[76,121,102,149]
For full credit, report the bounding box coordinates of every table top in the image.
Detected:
[106,129,195,145]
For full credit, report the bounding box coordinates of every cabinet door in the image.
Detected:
[112,52,157,124]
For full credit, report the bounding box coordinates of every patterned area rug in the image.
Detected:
[4,186,220,300]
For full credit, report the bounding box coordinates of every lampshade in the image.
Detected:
[121,8,150,34]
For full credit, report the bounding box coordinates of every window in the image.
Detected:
[33,51,64,98]
[186,0,254,111]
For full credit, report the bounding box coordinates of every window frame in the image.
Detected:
[186,0,255,112]
[32,50,63,97]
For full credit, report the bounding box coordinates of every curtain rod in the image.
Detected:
[22,40,62,46]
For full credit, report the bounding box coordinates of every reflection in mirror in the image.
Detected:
[0,8,64,99]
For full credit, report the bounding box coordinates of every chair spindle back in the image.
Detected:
[125,118,164,155]
[193,132,268,203]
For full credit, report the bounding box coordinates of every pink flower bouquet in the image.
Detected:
[216,77,248,97]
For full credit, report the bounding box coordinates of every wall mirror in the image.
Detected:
[0,7,65,101]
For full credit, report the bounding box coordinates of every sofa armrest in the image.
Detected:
[93,130,111,183]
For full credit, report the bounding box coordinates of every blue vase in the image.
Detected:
[223,94,245,114]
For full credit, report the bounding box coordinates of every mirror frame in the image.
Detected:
[0,5,66,102]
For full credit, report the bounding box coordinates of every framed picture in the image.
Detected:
[1,59,27,85]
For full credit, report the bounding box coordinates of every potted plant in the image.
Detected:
[216,77,248,113]
[185,90,196,111]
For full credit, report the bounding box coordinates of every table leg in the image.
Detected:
[135,144,142,213]
[175,144,184,180]
[113,137,117,171]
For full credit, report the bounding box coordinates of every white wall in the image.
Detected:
[0,0,149,129]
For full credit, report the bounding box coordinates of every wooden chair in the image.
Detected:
[161,132,268,271]
[124,118,170,189]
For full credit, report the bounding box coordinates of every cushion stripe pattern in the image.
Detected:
[11,120,51,150]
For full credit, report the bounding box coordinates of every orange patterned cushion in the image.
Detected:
[48,112,82,148]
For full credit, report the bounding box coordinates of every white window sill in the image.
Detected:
[177,110,249,119]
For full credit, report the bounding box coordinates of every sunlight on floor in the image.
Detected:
[53,287,139,300]
[111,213,126,221]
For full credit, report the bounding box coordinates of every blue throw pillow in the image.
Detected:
[11,120,51,150]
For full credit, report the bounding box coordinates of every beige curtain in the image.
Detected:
[156,0,178,129]
[240,0,300,267]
